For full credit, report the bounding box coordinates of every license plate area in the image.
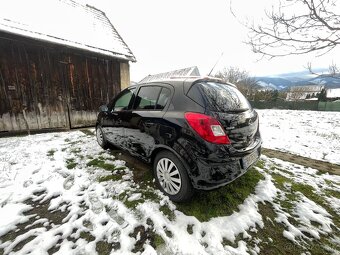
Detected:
[241,150,259,169]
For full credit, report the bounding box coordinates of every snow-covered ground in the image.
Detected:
[0,109,339,254]
[257,109,340,165]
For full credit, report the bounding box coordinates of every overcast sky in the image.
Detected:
[83,0,339,82]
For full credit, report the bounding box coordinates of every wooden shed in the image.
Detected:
[0,0,135,134]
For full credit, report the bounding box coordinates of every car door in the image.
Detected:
[124,84,173,160]
[102,87,135,149]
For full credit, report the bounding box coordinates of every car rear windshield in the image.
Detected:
[188,82,251,112]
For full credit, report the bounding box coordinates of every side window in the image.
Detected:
[112,88,135,111]
[155,88,171,110]
[134,86,162,110]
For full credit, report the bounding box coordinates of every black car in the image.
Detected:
[96,77,261,202]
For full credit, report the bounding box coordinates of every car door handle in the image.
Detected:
[111,112,118,116]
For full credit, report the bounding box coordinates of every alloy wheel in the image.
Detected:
[96,127,103,145]
[156,158,182,195]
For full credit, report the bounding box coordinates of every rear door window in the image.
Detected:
[156,88,171,110]
[134,86,161,110]
[134,86,171,110]
[190,82,251,112]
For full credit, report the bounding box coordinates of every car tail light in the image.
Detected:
[184,112,231,144]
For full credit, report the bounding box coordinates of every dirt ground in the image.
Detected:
[262,148,340,175]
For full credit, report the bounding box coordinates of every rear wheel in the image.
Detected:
[96,125,108,149]
[153,151,194,202]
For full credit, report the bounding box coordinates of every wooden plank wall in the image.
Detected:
[0,33,121,133]
[66,55,120,128]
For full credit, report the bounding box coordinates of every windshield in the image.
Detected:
[197,82,251,112]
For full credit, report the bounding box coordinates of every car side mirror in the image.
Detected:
[99,105,108,112]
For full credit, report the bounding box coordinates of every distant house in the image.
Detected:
[139,66,200,83]
[286,85,324,101]
[326,88,340,100]
[0,0,135,134]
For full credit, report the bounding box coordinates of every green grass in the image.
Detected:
[47,149,56,157]
[176,168,264,221]
[271,172,339,222]
[271,173,291,190]
[324,189,340,199]
[270,171,340,253]
[125,198,145,209]
[159,205,175,220]
[245,202,340,255]
[79,231,95,242]
[98,174,122,182]
[117,188,160,210]
[153,234,165,248]
[66,158,77,169]
[86,158,126,172]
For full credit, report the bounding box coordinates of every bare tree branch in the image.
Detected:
[307,62,340,77]
[237,0,340,57]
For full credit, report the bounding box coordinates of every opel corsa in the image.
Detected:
[96,77,261,202]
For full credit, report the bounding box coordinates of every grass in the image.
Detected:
[47,149,56,157]
[98,174,122,182]
[153,234,165,248]
[66,158,77,169]
[324,188,340,199]
[245,202,340,255]
[56,142,340,253]
[268,170,340,254]
[176,168,265,221]
[271,171,340,224]
[247,203,305,255]
[159,205,175,220]
[87,158,126,172]
[116,188,161,210]
[125,198,145,209]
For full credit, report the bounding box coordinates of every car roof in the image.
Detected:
[138,76,235,94]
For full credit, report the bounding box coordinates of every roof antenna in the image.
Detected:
[208,52,224,76]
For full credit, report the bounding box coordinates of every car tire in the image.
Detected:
[153,151,194,202]
[96,125,109,149]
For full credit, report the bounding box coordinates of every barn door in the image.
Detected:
[60,57,96,129]
[62,57,120,129]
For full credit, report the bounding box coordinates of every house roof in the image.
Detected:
[289,85,324,92]
[139,66,200,83]
[0,0,136,62]
[326,88,340,98]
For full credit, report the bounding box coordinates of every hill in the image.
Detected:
[255,69,340,90]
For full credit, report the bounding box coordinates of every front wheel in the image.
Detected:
[96,125,108,149]
[153,151,194,202]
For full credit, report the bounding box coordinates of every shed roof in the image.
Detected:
[139,66,200,83]
[0,0,136,62]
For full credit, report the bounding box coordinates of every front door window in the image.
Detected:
[113,88,135,112]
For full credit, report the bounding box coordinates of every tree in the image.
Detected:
[318,88,327,101]
[214,67,259,96]
[272,89,279,101]
[242,0,340,58]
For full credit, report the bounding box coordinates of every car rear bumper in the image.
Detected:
[187,139,262,190]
